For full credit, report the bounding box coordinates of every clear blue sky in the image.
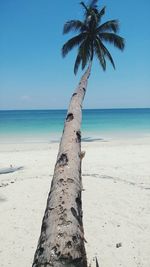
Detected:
[0,0,150,110]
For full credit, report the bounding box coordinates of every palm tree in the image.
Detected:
[62,1,124,74]
[32,1,125,267]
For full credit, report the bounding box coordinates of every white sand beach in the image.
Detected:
[0,136,150,267]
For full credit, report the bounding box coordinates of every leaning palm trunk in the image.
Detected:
[32,63,91,267]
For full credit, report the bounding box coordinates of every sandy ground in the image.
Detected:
[0,136,150,267]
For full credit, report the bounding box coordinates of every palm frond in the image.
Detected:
[63,20,87,34]
[74,39,91,74]
[99,32,125,50]
[88,0,98,8]
[80,40,91,70]
[94,38,106,70]
[96,37,115,69]
[62,33,86,57]
[97,20,119,33]
[97,6,106,22]
[80,1,88,12]
[74,53,82,75]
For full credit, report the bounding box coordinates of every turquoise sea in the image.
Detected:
[0,109,150,142]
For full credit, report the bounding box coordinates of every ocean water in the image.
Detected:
[0,109,150,142]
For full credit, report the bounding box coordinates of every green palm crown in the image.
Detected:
[62,0,125,74]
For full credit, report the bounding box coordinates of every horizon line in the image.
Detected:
[0,107,150,112]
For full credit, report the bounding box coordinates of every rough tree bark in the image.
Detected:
[32,63,91,267]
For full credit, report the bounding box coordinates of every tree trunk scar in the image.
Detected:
[76,131,81,143]
[66,241,72,249]
[72,93,77,97]
[66,113,74,122]
[72,235,78,244]
[67,178,74,183]
[71,207,82,225]
[79,151,85,159]
[57,153,68,167]
[75,194,82,223]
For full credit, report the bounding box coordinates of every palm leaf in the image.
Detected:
[80,1,88,12]
[94,38,106,70]
[74,39,92,74]
[88,0,98,8]
[62,33,86,57]
[81,41,91,70]
[97,37,115,69]
[97,20,119,33]
[74,53,82,75]
[97,6,106,22]
[99,32,125,50]
[63,20,87,34]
